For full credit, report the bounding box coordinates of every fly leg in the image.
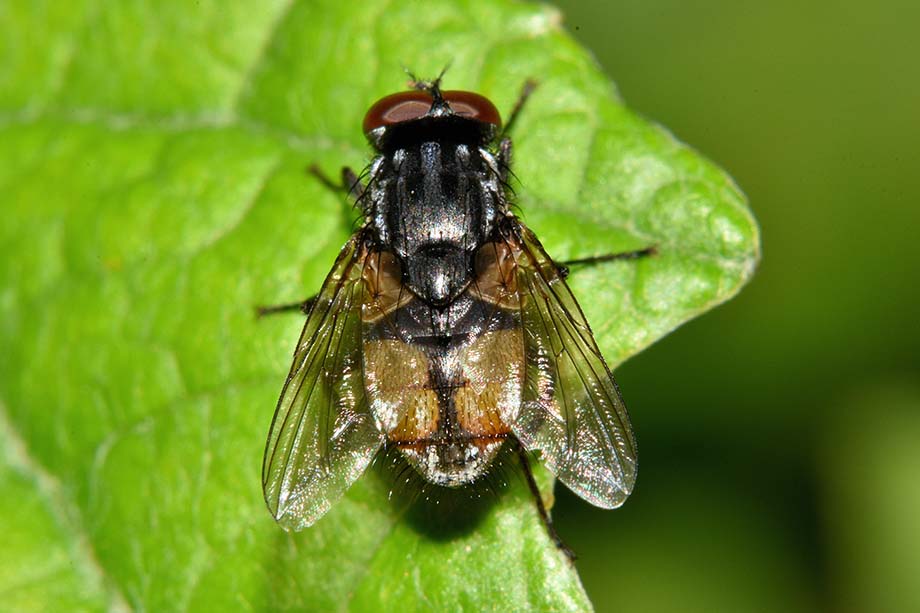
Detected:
[495,79,656,274]
[308,164,365,202]
[515,441,577,562]
[501,79,538,140]
[255,295,317,318]
[256,164,365,318]
[496,80,538,185]
[557,246,658,279]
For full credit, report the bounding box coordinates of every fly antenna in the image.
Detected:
[404,64,452,109]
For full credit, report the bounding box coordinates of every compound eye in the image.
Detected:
[363,91,433,134]
[362,89,504,134]
[442,91,502,128]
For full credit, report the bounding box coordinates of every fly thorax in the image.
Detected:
[367,138,504,302]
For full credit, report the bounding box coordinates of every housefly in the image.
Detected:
[259,73,654,558]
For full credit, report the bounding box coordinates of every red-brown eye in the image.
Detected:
[362,90,503,134]
[441,91,502,128]
[362,91,434,134]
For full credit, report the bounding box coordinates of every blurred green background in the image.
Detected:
[550,1,920,611]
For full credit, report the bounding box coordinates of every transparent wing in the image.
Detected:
[262,236,384,530]
[511,224,637,508]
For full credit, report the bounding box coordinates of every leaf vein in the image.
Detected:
[0,399,132,612]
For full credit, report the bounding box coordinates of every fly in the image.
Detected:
[258,72,655,559]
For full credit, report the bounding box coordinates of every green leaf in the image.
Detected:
[0,0,758,611]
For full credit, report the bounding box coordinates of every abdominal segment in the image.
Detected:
[362,299,524,487]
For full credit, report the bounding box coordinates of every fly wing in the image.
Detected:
[262,236,384,530]
[511,223,637,508]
